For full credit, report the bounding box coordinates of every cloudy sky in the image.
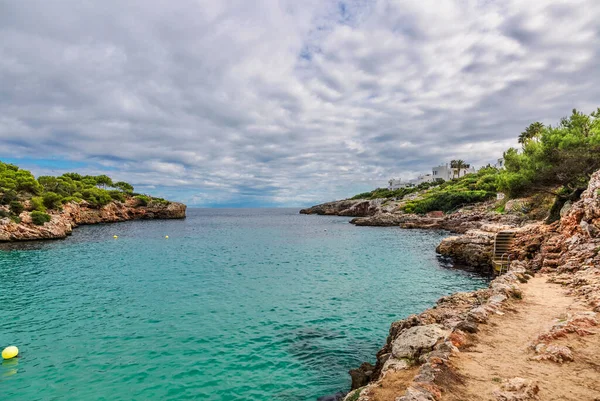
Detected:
[1,0,599,207]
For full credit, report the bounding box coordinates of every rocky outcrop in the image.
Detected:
[300,198,395,217]
[436,230,495,269]
[351,204,524,233]
[340,169,600,401]
[343,266,528,401]
[0,199,186,242]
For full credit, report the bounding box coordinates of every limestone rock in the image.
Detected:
[392,324,448,360]
[0,200,186,242]
[435,230,495,269]
[492,377,540,401]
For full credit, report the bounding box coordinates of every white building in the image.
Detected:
[388,178,404,190]
[388,162,476,190]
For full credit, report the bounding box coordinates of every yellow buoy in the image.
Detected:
[2,346,18,360]
[113,235,118,239]
[165,235,169,239]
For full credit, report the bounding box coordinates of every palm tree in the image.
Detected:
[450,159,466,179]
[518,122,544,147]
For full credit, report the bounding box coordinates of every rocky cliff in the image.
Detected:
[300,198,397,217]
[0,199,186,242]
[336,169,600,401]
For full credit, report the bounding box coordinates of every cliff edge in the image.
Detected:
[0,199,186,242]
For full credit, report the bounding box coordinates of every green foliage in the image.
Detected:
[94,174,114,188]
[43,191,63,210]
[114,181,134,193]
[0,161,42,201]
[10,215,21,224]
[499,108,600,198]
[134,195,151,206]
[0,189,17,205]
[351,181,442,200]
[403,190,495,214]
[9,200,24,215]
[30,211,51,226]
[30,196,46,212]
[347,389,362,401]
[401,168,499,214]
[61,196,82,204]
[108,190,126,202]
[0,160,168,215]
[81,187,113,207]
[0,209,9,218]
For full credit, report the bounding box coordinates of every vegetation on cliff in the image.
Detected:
[402,167,499,214]
[350,181,441,200]
[347,108,600,219]
[0,160,171,224]
[498,108,600,222]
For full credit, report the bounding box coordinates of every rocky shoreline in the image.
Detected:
[313,171,600,401]
[0,199,186,242]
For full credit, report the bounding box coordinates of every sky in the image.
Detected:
[1,0,600,207]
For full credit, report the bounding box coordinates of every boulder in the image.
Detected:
[492,377,540,401]
[392,324,448,360]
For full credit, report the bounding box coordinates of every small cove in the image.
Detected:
[0,208,488,400]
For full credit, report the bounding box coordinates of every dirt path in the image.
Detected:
[444,275,600,401]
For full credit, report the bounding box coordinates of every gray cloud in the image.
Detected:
[1,0,600,206]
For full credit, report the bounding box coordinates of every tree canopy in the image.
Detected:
[0,161,146,211]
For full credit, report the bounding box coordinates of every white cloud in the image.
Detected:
[1,0,599,206]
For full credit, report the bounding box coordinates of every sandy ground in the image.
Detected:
[443,275,600,401]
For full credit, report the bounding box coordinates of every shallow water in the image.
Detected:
[0,208,487,400]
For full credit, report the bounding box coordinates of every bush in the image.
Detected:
[402,190,495,214]
[10,215,21,224]
[61,196,82,204]
[134,195,151,206]
[30,211,51,225]
[350,181,442,200]
[114,181,134,193]
[108,190,126,202]
[9,200,24,215]
[30,196,46,212]
[0,190,17,205]
[0,209,9,218]
[81,187,112,207]
[43,191,63,210]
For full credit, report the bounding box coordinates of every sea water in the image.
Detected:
[0,208,487,400]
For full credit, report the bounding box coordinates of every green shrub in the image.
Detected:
[0,209,9,218]
[350,181,442,200]
[81,187,112,207]
[108,190,126,202]
[10,215,21,224]
[114,181,134,193]
[30,196,46,212]
[0,189,17,205]
[402,190,496,214]
[30,211,51,225]
[134,195,151,206]
[61,196,82,204]
[9,200,24,215]
[43,191,63,210]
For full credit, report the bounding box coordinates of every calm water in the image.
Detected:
[0,208,487,400]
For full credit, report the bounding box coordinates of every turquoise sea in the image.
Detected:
[0,209,487,400]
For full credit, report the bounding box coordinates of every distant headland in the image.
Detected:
[0,160,186,242]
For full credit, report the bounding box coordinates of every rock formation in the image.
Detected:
[0,199,186,242]
[339,168,600,401]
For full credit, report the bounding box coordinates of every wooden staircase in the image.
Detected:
[492,231,516,274]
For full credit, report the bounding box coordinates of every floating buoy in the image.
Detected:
[113,235,118,239]
[165,235,169,239]
[2,346,18,360]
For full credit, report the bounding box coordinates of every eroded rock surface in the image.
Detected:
[0,200,186,242]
